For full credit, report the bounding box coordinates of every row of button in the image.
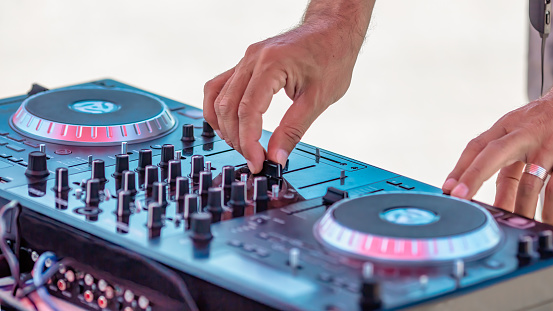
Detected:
[227,239,270,257]
[386,180,415,190]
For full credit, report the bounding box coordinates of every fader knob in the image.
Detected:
[117,190,132,217]
[190,212,213,243]
[122,171,137,196]
[114,154,129,178]
[201,121,216,138]
[221,165,235,204]
[85,179,101,207]
[159,144,175,169]
[25,151,49,178]
[181,124,195,142]
[167,160,182,185]
[137,149,152,173]
[54,167,70,192]
[253,176,269,213]
[91,160,107,183]
[144,165,159,196]
[205,188,223,223]
[229,182,246,218]
[152,181,168,209]
[190,155,204,183]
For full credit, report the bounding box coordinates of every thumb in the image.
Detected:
[267,91,321,166]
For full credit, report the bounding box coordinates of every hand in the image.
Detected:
[442,93,553,224]
[203,21,365,173]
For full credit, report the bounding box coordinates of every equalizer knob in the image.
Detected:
[117,190,132,217]
[190,212,213,243]
[229,182,246,218]
[152,181,168,209]
[205,188,223,223]
[91,160,107,183]
[147,202,164,238]
[25,151,49,178]
[159,144,175,169]
[201,121,216,138]
[167,160,182,186]
[137,149,152,173]
[199,171,212,207]
[54,167,70,192]
[517,235,535,266]
[538,230,553,258]
[181,124,195,142]
[122,171,137,197]
[190,155,204,183]
[175,177,189,214]
[85,179,101,207]
[253,176,269,213]
[144,165,159,197]
[359,263,381,310]
[221,165,235,204]
[184,194,199,229]
[114,154,129,178]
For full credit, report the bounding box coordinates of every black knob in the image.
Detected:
[117,190,132,217]
[91,159,107,183]
[114,154,129,178]
[175,177,189,214]
[147,202,164,238]
[359,280,382,310]
[222,165,235,204]
[253,177,269,213]
[85,178,101,207]
[190,155,204,183]
[167,160,182,185]
[538,230,553,258]
[25,151,49,178]
[159,144,175,169]
[144,165,159,197]
[199,171,213,206]
[54,167,70,192]
[190,212,213,242]
[201,121,216,138]
[137,149,152,172]
[152,181,168,209]
[122,170,137,196]
[181,124,195,142]
[517,235,534,266]
[205,188,223,223]
[229,182,246,218]
[184,194,199,230]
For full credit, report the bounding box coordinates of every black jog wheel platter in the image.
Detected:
[315,192,502,263]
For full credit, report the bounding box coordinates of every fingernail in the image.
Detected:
[451,183,469,199]
[275,149,289,166]
[246,160,259,174]
[442,178,457,192]
[215,130,223,138]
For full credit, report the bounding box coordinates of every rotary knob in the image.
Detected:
[201,121,216,138]
[253,176,269,213]
[137,149,152,173]
[538,230,553,258]
[122,170,137,197]
[152,181,168,210]
[91,160,107,183]
[159,144,175,169]
[85,178,101,207]
[175,177,189,214]
[190,212,213,243]
[117,190,132,217]
[229,182,246,218]
[181,124,195,142]
[517,235,535,266]
[114,154,129,178]
[190,155,204,183]
[221,165,235,204]
[54,167,70,192]
[25,151,49,178]
[144,165,159,197]
[205,188,223,223]
[199,171,212,207]
[184,194,199,229]
[147,202,164,239]
[167,160,182,186]
[359,263,381,310]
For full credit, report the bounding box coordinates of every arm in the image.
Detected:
[203,0,376,173]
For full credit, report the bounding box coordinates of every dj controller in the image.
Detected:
[0,79,552,310]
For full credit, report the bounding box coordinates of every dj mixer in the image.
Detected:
[0,79,552,310]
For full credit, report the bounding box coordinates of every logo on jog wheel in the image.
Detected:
[380,207,439,225]
[69,100,121,114]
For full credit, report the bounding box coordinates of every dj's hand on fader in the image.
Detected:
[203,0,374,174]
[443,93,553,224]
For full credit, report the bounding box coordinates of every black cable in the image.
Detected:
[0,201,24,296]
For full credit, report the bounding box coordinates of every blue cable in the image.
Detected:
[32,252,60,311]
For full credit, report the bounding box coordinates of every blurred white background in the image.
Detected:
[0,1,527,205]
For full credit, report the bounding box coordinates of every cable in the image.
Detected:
[0,289,33,311]
[0,201,23,296]
[32,252,60,311]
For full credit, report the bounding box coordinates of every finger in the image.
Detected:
[515,159,552,219]
[214,67,253,152]
[203,67,235,135]
[238,69,287,173]
[494,161,524,212]
[214,71,238,144]
[450,131,531,200]
[442,126,507,194]
[267,90,324,168]
[542,177,553,225]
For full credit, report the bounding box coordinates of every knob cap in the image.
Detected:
[25,151,49,178]
[201,121,216,138]
[199,171,212,195]
[190,212,213,242]
[54,167,70,192]
[175,177,189,214]
[91,160,107,183]
[538,230,553,258]
[147,202,164,238]
[229,182,246,218]
[184,194,198,229]
[85,179,101,207]
[117,190,132,217]
[253,177,269,213]
[159,144,175,169]
[221,165,235,204]
[152,181,168,209]
[114,154,129,178]
[167,160,182,185]
[122,170,137,196]
[137,149,152,172]
[205,188,223,223]
[144,165,159,196]
[190,155,204,183]
[181,124,195,142]
[517,235,534,266]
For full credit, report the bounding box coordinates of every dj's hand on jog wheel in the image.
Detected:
[442,92,553,225]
